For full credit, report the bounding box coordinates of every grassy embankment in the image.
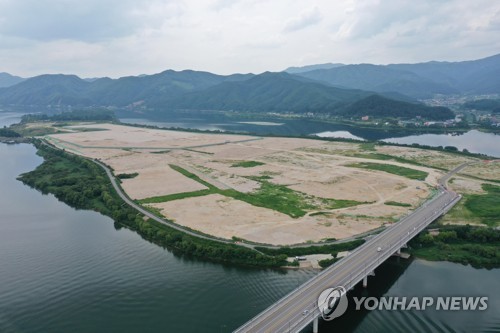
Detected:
[19,141,289,268]
[409,225,500,268]
[256,239,366,268]
[139,164,366,218]
[347,162,429,181]
[408,184,500,268]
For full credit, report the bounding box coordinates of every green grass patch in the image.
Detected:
[359,142,377,151]
[384,201,412,207]
[347,162,428,180]
[141,165,366,218]
[231,160,265,168]
[140,189,215,204]
[117,172,139,179]
[464,184,500,226]
[168,164,216,189]
[309,211,332,217]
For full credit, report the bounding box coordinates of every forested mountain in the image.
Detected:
[293,54,500,98]
[163,72,370,113]
[0,72,26,88]
[0,67,457,120]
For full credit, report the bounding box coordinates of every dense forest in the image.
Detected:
[341,95,455,120]
[409,225,500,268]
[0,127,21,137]
[463,99,500,113]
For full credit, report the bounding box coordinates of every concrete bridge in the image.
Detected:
[234,164,467,333]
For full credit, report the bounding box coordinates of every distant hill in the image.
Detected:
[163,72,370,113]
[0,72,25,88]
[463,99,500,112]
[0,68,454,120]
[294,54,500,98]
[341,95,454,120]
[0,74,92,105]
[284,63,344,74]
[0,70,254,107]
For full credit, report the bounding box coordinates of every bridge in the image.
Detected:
[234,164,469,333]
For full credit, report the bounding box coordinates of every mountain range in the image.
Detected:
[287,54,500,98]
[1,54,498,120]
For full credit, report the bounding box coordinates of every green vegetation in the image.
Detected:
[318,257,340,268]
[21,109,116,123]
[117,172,139,179]
[409,225,500,268]
[141,164,366,218]
[463,99,500,112]
[309,211,332,217]
[255,239,365,257]
[359,142,376,151]
[0,127,21,137]
[342,95,455,120]
[19,141,288,268]
[384,201,412,207]
[140,189,214,204]
[231,160,265,168]
[464,184,500,226]
[347,162,428,180]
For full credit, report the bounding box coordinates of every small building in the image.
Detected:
[361,116,369,121]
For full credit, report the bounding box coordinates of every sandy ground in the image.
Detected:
[149,194,386,245]
[42,123,490,245]
[48,123,255,149]
[449,177,486,194]
[460,160,500,181]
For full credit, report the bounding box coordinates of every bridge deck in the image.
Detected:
[235,187,462,333]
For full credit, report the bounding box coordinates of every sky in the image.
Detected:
[0,0,499,78]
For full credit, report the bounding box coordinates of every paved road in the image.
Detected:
[93,160,238,245]
[234,165,466,333]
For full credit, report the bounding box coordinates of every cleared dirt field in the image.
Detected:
[149,194,386,245]
[43,122,494,244]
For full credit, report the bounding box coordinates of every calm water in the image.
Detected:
[0,143,498,333]
[117,111,500,157]
[0,112,23,127]
[1,112,499,332]
[0,143,316,333]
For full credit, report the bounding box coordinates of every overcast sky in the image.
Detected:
[0,0,499,78]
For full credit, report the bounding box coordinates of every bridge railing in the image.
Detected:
[235,192,462,333]
[280,193,462,333]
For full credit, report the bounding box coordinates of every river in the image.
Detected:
[0,112,499,332]
[116,111,500,158]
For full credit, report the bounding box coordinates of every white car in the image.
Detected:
[377,247,382,252]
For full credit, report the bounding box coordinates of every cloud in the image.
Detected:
[0,0,499,78]
[0,0,183,42]
[283,7,322,33]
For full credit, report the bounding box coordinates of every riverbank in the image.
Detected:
[19,140,289,268]
[408,224,500,268]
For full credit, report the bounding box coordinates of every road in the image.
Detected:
[94,160,239,245]
[234,165,466,333]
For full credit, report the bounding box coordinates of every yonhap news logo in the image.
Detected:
[317,286,488,321]
[317,286,349,320]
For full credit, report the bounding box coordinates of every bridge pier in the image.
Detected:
[313,316,319,333]
[363,271,375,288]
